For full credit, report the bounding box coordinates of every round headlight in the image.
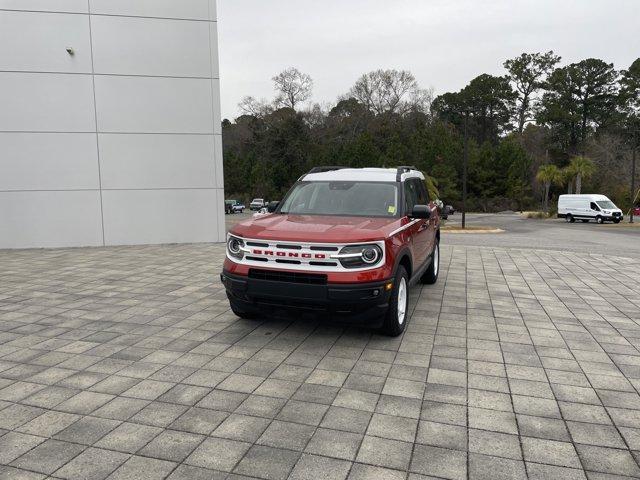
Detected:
[227,236,243,255]
[362,247,379,264]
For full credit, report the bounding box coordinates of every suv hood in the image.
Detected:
[230,214,401,243]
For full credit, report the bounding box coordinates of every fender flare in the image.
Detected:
[392,247,413,279]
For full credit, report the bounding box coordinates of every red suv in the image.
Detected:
[221,166,440,336]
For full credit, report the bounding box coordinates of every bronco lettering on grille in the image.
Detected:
[252,249,326,259]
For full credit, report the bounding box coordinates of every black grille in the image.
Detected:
[310,246,339,251]
[276,244,302,250]
[275,259,301,265]
[249,269,327,285]
[613,212,621,217]
[245,256,267,262]
[247,241,269,247]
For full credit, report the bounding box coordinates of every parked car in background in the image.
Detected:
[634,205,640,217]
[250,198,267,211]
[437,203,455,220]
[558,194,623,224]
[221,166,441,336]
[225,200,244,214]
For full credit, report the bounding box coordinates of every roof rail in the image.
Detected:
[395,165,418,181]
[299,166,348,180]
[308,166,348,174]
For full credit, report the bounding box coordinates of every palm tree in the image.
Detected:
[562,165,575,194]
[536,164,562,212]
[568,156,596,194]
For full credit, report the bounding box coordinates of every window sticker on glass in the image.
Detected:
[388,205,396,214]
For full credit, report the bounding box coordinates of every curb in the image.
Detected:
[442,228,505,234]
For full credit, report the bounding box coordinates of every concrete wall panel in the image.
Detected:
[89,0,209,20]
[102,189,220,245]
[0,72,96,132]
[0,10,92,73]
[0,0,88,13]
[91,15,211,77]
[0,190,103,248]
[0,133,99,190]
[0,3,223,248]
[94,75,214,133]
[99,134,216,189]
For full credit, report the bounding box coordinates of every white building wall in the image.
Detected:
[0,0,224,248]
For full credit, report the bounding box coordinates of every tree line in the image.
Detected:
[222,54,639,213]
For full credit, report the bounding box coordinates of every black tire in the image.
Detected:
[566,214,575,223]
[229,298,257,319]
[581,219,589,223]
[381,265,409,337]
[614,219,620,224]
[421,240,440,285]
[596,216,603,224]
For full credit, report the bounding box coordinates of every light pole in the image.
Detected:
[462,111,469,230]
[631,129,637,223]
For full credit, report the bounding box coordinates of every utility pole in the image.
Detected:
[631,129,637,223]
[462,111,469,229]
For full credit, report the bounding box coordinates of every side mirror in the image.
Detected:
[411,205,431,219]
[267,201,280,213]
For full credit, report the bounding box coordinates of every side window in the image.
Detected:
[415,179,428,204]
[590,202,598,211]
[403,180,419,216]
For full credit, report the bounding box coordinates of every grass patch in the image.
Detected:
[522,211,550,219]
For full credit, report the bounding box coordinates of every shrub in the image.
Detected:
[522,211,549,219]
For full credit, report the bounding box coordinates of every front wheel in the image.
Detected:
[596,216,603,224]
[421,241,440,285]
[613,219,620,224]
[381,266,409,337]
[229,298,257,320]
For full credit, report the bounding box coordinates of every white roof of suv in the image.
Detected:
[303,167,424,183]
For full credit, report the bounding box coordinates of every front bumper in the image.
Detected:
[221,270,392,326]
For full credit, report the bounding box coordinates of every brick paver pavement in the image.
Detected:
[1,244,640,479]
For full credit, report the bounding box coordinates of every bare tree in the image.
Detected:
[237,96,272,117]
[272,67,313,110]
[349,69,430,115]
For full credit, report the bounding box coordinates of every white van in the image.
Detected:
[558,194,623,224]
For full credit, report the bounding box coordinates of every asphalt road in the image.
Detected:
[225,211,640,258]
[444,213,640,257]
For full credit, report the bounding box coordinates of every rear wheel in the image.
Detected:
[421,241,440,285]
[566,214,575,223]
[381,265,409,337]
[596,216,603,224]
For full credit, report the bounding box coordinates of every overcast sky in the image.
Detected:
[217,0,639,120]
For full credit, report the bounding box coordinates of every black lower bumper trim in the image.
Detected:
[221,270,392,326]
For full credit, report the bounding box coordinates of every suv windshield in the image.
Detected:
[279,181,398,217]
[596,200,616,209]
